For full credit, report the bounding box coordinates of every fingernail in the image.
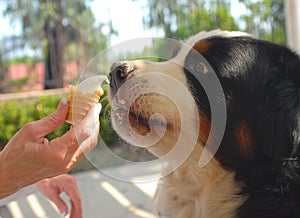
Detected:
[57,98,68,111]
[61,97,67,105]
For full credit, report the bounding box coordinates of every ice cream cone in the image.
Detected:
[66,75,108,124]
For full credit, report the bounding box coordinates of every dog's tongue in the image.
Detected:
[77,75,109,94]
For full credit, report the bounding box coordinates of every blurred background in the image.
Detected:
[0,0,299,167]
[1,0,299,93]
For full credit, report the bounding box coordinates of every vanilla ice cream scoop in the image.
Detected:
[77,75,110,94]
[66,75,109,124]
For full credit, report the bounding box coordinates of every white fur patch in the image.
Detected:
[172,29,249,66]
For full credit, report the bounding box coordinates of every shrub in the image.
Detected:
[0,96,68,149]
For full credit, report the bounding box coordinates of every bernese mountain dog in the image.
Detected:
[108,30,300,218]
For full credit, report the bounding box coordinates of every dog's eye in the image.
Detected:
[195,62,209,74]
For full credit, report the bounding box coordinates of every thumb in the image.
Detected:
[33,98,68,137]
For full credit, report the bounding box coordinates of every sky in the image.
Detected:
[88,0,164,46]
[0,0,245,46]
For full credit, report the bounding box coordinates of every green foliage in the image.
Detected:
[141,0,238,40]
[175,7,239,40]
[5,56,38,66]
[98,85,119,143]
[8,77,28,90]
[140,0,205,38]
[140,0,286,45]
[0,89,117,150]
[239,0,286,44]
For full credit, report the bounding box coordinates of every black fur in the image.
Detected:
[184,36,300,217]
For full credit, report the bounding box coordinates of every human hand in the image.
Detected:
[37,174,82,218]
[0,99,101,198]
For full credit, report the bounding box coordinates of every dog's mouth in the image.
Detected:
[112,94,175,136]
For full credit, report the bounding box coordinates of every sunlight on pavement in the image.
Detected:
[7,201,23,218]
[101,182,156,218]
[3,168,158,217]
[26,195,47,218]
[133,180,158,198]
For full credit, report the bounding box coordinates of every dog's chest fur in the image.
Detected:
[154,146,246,218]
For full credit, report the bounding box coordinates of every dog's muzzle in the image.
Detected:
[109,62,134,95]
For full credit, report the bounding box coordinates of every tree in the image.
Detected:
[3,0,115,89]
[239,0,286,44]
[139,0,286,45]
[175,5,239,39]
[139,0,239,40]
[43,0,65,89]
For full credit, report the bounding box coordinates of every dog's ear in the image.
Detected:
[184,49,212,118]
[287,58,300,83]
[264,59,300,111]
[260,58,300,158]
[285,59,300,156]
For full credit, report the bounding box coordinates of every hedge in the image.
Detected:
[0,87,118,150]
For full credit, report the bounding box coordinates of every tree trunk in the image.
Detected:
[44,0,65,89]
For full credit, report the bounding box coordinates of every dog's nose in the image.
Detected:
[109,62,134,94]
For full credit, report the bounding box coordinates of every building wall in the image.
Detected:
[2,61,79,93]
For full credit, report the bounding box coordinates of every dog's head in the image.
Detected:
[108,30,300,173]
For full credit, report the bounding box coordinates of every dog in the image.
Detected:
[108,30,300,218]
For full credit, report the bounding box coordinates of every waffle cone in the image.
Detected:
[66,85,101,124]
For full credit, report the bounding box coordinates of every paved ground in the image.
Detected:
[0,164,160,218]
